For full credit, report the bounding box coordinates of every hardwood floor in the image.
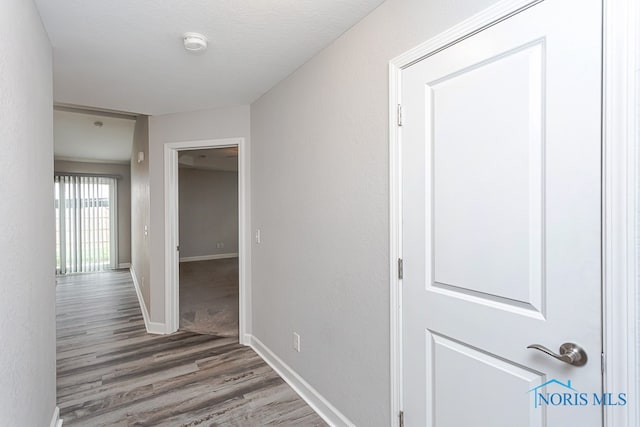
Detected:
[56,270,326,426]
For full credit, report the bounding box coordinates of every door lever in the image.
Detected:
[527,342,588,367]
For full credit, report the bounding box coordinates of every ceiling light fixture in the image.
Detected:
[94,121,103,128]
[183,32,208,52]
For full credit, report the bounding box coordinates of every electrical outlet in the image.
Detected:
[219,242,224,248]
[293,332,301,352]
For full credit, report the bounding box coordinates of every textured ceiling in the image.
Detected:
[35,0,385,115]
[54,110,135,163]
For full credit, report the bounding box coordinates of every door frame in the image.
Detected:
[164,137,250,344]
[388,0,639,426]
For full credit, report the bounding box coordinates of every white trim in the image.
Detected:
[164,137,250,345]
[389,0,639,426]
[388,60,403,427]
[242,332,252,345]
[179,253,238,262]
[603,0,639,426]
[248,335,355,427]
[147,321,168,335]
[389,0,543,70]
[49,406,62,427]
[130,266,166,335]
[118,262,131,269]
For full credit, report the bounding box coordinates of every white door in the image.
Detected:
[401,0,602,425]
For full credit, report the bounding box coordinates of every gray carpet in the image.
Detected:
[179,258,239,337]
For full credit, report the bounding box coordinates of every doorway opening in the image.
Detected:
[177,147,239,337]
[164,137,249,343]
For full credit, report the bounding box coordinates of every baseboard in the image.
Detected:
[129,266,166,335]
[50,406,63,427]
[118,262,131,269]
[240,333,252,346]
[249,335,355,427]
[147,321,167,334]
[179,253,238,262]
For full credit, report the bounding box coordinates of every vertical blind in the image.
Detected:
[55,174,118,274]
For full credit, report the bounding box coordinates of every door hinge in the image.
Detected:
[601,352,605,374]
[399,410,404,427]
[398,258,403,280]
[397,104,403,127]
[177,245,180,252]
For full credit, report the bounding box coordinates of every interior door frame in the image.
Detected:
[164,137,250,344]
[388,0,639,426]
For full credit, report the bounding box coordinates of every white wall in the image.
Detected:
[148,105,250,321]
[131,116,151,308]
[179,168,239,258]
[0,0,56,425]
[54,160,132,266]
[250,0,499,424]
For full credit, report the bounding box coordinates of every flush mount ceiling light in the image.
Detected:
[183,32,208,52]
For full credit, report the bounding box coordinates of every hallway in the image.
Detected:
[56,270,325,426]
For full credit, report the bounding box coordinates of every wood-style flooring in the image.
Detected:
[56,270,326,426]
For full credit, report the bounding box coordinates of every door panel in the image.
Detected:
[427,332,544,427]
[431,41,544,312]
[401,0,602,425]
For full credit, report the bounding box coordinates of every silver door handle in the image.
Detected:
[527,342,588,367]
